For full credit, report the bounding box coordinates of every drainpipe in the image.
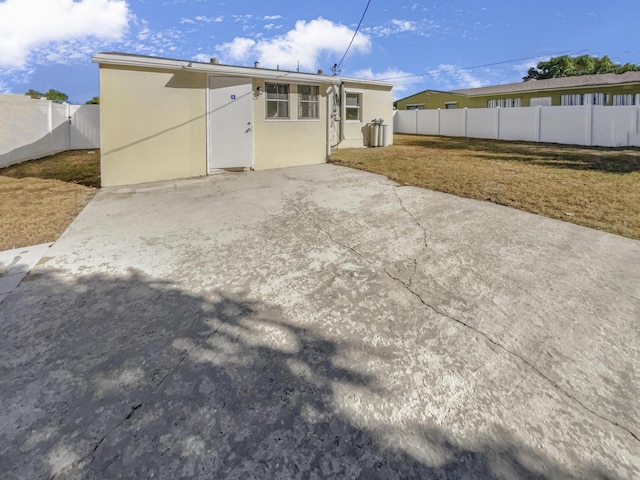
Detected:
[339,82,346,141]
[326,85,333,159]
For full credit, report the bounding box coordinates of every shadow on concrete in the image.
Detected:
[0,269,616,479]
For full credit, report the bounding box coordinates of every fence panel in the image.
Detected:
[395,109,417,134]
[467,109,498,139]
[394,105,640,147]
[499,108,539,142]
[439,109,467,137]
[539,106,590,146]
[592,106,637,147]
[416,110,439,135]
[1,100,49,167]
[70,105,100,149]
[51,103,71,152]
[0,95,100,168]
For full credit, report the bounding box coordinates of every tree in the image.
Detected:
[25,88,69,103]
[85,96,100,105]
[25,88,44,99]
[523,55,640,81]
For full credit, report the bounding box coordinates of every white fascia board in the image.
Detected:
[337,77,396,89]
[91,53,394,89]
[91,53,341,85]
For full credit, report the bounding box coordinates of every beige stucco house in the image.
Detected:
[91,52,394,187]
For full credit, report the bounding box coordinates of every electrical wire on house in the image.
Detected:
[376,49,589,82]
[334,0,372,74]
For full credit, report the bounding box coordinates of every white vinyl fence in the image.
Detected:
[394,105,640,148]
[0,95,100,168]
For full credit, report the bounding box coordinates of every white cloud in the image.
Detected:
[216,37,257,62]
[390,19,417,32]
[233,14,253,22]
[364,18,435,37]
[181,15,223,25]
[215,17,370,71]
[0,77,10,93]
[0,66,34,93]
[431,64,489,89]
[351,68,422,98]
[193,53,213,63]
[0,0,130,68]
[195,15,224,23]
[263,15,282,20]
[123,27,185,56]
[511,56,549,76]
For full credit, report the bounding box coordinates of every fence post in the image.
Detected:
[496,107,500,140]
[66,103,72,150]
[414,108,418,135]
[536,105,541,142]
[47,100,53,140]
[464,108,468,137]
[586,104,596,146]
[437,108,441,136]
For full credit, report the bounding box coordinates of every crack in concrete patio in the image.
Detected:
[287,193,640,444]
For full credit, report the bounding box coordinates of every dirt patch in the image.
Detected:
[0,150,100,250]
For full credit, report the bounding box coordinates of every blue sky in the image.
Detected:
[1,0,639,103]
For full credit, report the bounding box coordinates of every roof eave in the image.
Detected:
[91,53,394,88]
[451,73,640,97]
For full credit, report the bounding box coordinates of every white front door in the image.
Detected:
[208,76,254,171]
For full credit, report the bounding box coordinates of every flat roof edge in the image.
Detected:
[91,52,395,88]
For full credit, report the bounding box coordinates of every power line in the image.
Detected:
[335,0,371,72]
[377,49,588,81]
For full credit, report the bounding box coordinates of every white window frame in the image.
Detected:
[488,98,522,108]
[584,93,608,106]
[298,84,320,120]
[444,102,458,109]
[613,94,640,106]
[561,92,608,106]
[345,92,363,122]
[406,103,425,110]
[265,82,290,119]
[530,97,552,107]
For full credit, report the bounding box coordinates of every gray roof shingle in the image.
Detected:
[450,72,640,96]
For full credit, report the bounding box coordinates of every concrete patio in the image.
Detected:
[1,164,638,479]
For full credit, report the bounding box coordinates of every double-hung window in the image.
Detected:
[266,83,289,118]
[613,94,640,106]
[299,85,319,119]
[561,93,608,106]
[345,92,362,121]
[488,98,522,108]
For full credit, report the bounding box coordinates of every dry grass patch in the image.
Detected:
[0,150,100,250]
[331,135,640,240]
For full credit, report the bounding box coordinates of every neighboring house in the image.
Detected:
[91,52,394,187]
[395,72,640,110]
